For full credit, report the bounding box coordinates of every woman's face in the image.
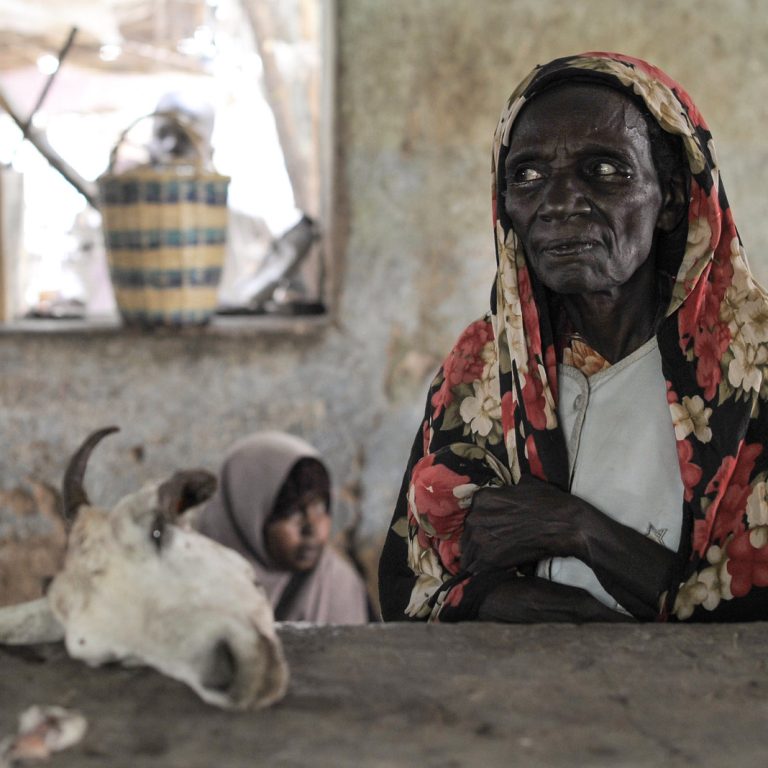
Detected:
[503,84,665,296]
[264,493,331,572]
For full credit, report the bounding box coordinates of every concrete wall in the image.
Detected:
[1,0,767,581]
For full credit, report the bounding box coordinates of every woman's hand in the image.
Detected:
[478,577,633,623]
[460,475,591,573]
[460,475,679,619]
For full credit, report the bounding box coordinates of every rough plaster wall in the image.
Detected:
[1,0,767,581]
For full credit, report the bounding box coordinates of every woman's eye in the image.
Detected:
[150,513,166,551]
[588,161,626,178]
[511,166,543,183]
[276,510,304,528]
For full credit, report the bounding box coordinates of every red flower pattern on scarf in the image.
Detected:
[525,434,544,479]
[676,440,702,505]
[430,319,493,418]
[411,454,471,540]
[521,370,550,431]
[443,577,469,608]
[727,532,768,598]
[517,264,542,358]
[409,454,473,576]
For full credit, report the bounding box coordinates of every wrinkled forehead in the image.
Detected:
[504,83,649,159]
[499,73,650,157]
[493,53,702,159]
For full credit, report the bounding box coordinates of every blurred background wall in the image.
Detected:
[1,0,766,598]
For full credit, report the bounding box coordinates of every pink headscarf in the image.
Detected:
[197,432,368,624]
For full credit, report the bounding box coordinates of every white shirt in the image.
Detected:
[536,337,684,611]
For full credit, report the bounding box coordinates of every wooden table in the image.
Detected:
[1,622,766,767]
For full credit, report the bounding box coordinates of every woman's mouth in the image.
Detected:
[540,239,599,257]
[295,545,321,562]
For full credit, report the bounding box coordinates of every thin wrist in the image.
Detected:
[569,497,595,564]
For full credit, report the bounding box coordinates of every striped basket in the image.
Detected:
[98,113,229,327]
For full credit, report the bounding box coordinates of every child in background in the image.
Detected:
[197,432,369,624]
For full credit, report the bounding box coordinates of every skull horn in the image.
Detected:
[62,426,120,523]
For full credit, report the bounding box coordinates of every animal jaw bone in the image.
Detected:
[0,428,289,710]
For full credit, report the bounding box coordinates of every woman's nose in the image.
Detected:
[300,515,314,537]
[538,172,591,221]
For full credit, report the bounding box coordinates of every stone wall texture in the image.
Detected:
[1,0,767,593]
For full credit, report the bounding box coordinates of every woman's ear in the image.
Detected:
[657,167,689,232]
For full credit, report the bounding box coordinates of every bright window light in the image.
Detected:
[99,45,122,62]
[36,54,59,75]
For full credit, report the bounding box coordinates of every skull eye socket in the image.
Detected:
[150,512,167,551]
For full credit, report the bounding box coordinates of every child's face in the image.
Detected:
[264,493,331,572]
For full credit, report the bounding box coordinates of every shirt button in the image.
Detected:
[573,394,584,410]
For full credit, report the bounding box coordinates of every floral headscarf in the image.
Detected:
[379,52,768,622]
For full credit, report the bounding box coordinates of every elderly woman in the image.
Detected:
[197,432,369,624]
[378,52,768,623]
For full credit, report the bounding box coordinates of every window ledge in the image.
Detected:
[0,313,331,337]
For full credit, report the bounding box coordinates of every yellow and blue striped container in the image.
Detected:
[98,117,229,327]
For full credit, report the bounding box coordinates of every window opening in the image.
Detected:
[0,0,324,325]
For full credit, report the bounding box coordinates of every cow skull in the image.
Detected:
[0,427,289,710]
